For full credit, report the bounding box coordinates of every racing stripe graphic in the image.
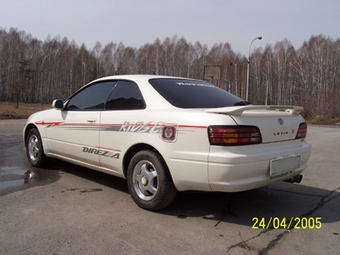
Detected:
[35,121,63,127]
[35,121,207,132]
[35,121,100,130]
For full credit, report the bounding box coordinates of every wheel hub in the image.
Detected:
[141,176,148,186]
[132,160,158,201]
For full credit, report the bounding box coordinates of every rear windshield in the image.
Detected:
[149,78,243,108]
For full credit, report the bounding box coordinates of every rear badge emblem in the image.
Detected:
[278,118,284,125]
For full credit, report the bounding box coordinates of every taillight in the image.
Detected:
[295,122,307,139]
[208,126,262,146]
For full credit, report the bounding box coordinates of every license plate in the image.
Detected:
[270,155,301,176]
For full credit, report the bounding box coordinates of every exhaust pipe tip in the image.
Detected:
[284,174,303,184]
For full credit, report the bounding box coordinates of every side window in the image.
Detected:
[105,80,145,110]
[65,81,117,111]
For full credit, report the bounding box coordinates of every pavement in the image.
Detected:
[0,119,339,255]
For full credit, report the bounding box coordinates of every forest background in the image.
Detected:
[1,28,339,123]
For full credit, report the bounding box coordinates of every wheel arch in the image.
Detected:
[24,123,38,143]
[123,143,168,178]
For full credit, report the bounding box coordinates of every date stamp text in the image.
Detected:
[252,217,322,229]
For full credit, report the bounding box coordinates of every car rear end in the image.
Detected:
[206,105,311,192]
[147,77,311,193]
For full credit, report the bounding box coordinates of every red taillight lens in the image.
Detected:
[296,122,307,139]
[208,126,262,146]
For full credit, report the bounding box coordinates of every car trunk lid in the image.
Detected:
[206,105,305,143]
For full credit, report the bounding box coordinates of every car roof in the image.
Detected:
[90,74,192,83]
[87,74,194,110]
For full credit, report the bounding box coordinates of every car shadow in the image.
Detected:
[162,182,340,228]
[50,158,129,194]
[48,159,340,228]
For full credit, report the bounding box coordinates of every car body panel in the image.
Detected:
[208,139,310,192]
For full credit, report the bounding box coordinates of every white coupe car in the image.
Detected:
[24,75,311,211]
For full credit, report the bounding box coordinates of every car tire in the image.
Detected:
[127,150,177,211]
[26,128,47,167]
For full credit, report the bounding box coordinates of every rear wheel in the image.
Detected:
[127,150,177,211]
[26,128,47,167]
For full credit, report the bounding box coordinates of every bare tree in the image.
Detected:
[0,28,339,120]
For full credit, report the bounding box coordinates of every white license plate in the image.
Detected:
[270,155,301,176]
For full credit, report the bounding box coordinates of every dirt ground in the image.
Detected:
[1,101,340,125]
[0,102,51,119]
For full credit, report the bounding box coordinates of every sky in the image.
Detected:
[1,0,340,56]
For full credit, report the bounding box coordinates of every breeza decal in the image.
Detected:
[83,146,120,159]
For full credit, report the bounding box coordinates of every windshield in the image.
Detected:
[149,78,243,108]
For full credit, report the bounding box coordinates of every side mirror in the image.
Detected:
[52,99,64,110]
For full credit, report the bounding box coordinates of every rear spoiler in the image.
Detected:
[205,105,304,116]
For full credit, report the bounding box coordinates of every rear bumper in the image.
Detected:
[208,139,311,192]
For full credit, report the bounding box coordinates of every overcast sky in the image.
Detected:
[1,0,339,55]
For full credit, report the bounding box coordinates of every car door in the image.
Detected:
[99,80,146,174]
[46,81,116,166]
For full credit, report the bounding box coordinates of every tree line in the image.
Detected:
[1,28,339,119]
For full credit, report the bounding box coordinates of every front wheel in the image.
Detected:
[26,128,47,167]
[127,150,177,211]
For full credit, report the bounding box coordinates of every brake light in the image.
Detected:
[208,126,262,146]
[295,122,307,139]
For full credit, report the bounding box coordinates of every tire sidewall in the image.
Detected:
[26,128,45,167]
[127,150,176,211]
